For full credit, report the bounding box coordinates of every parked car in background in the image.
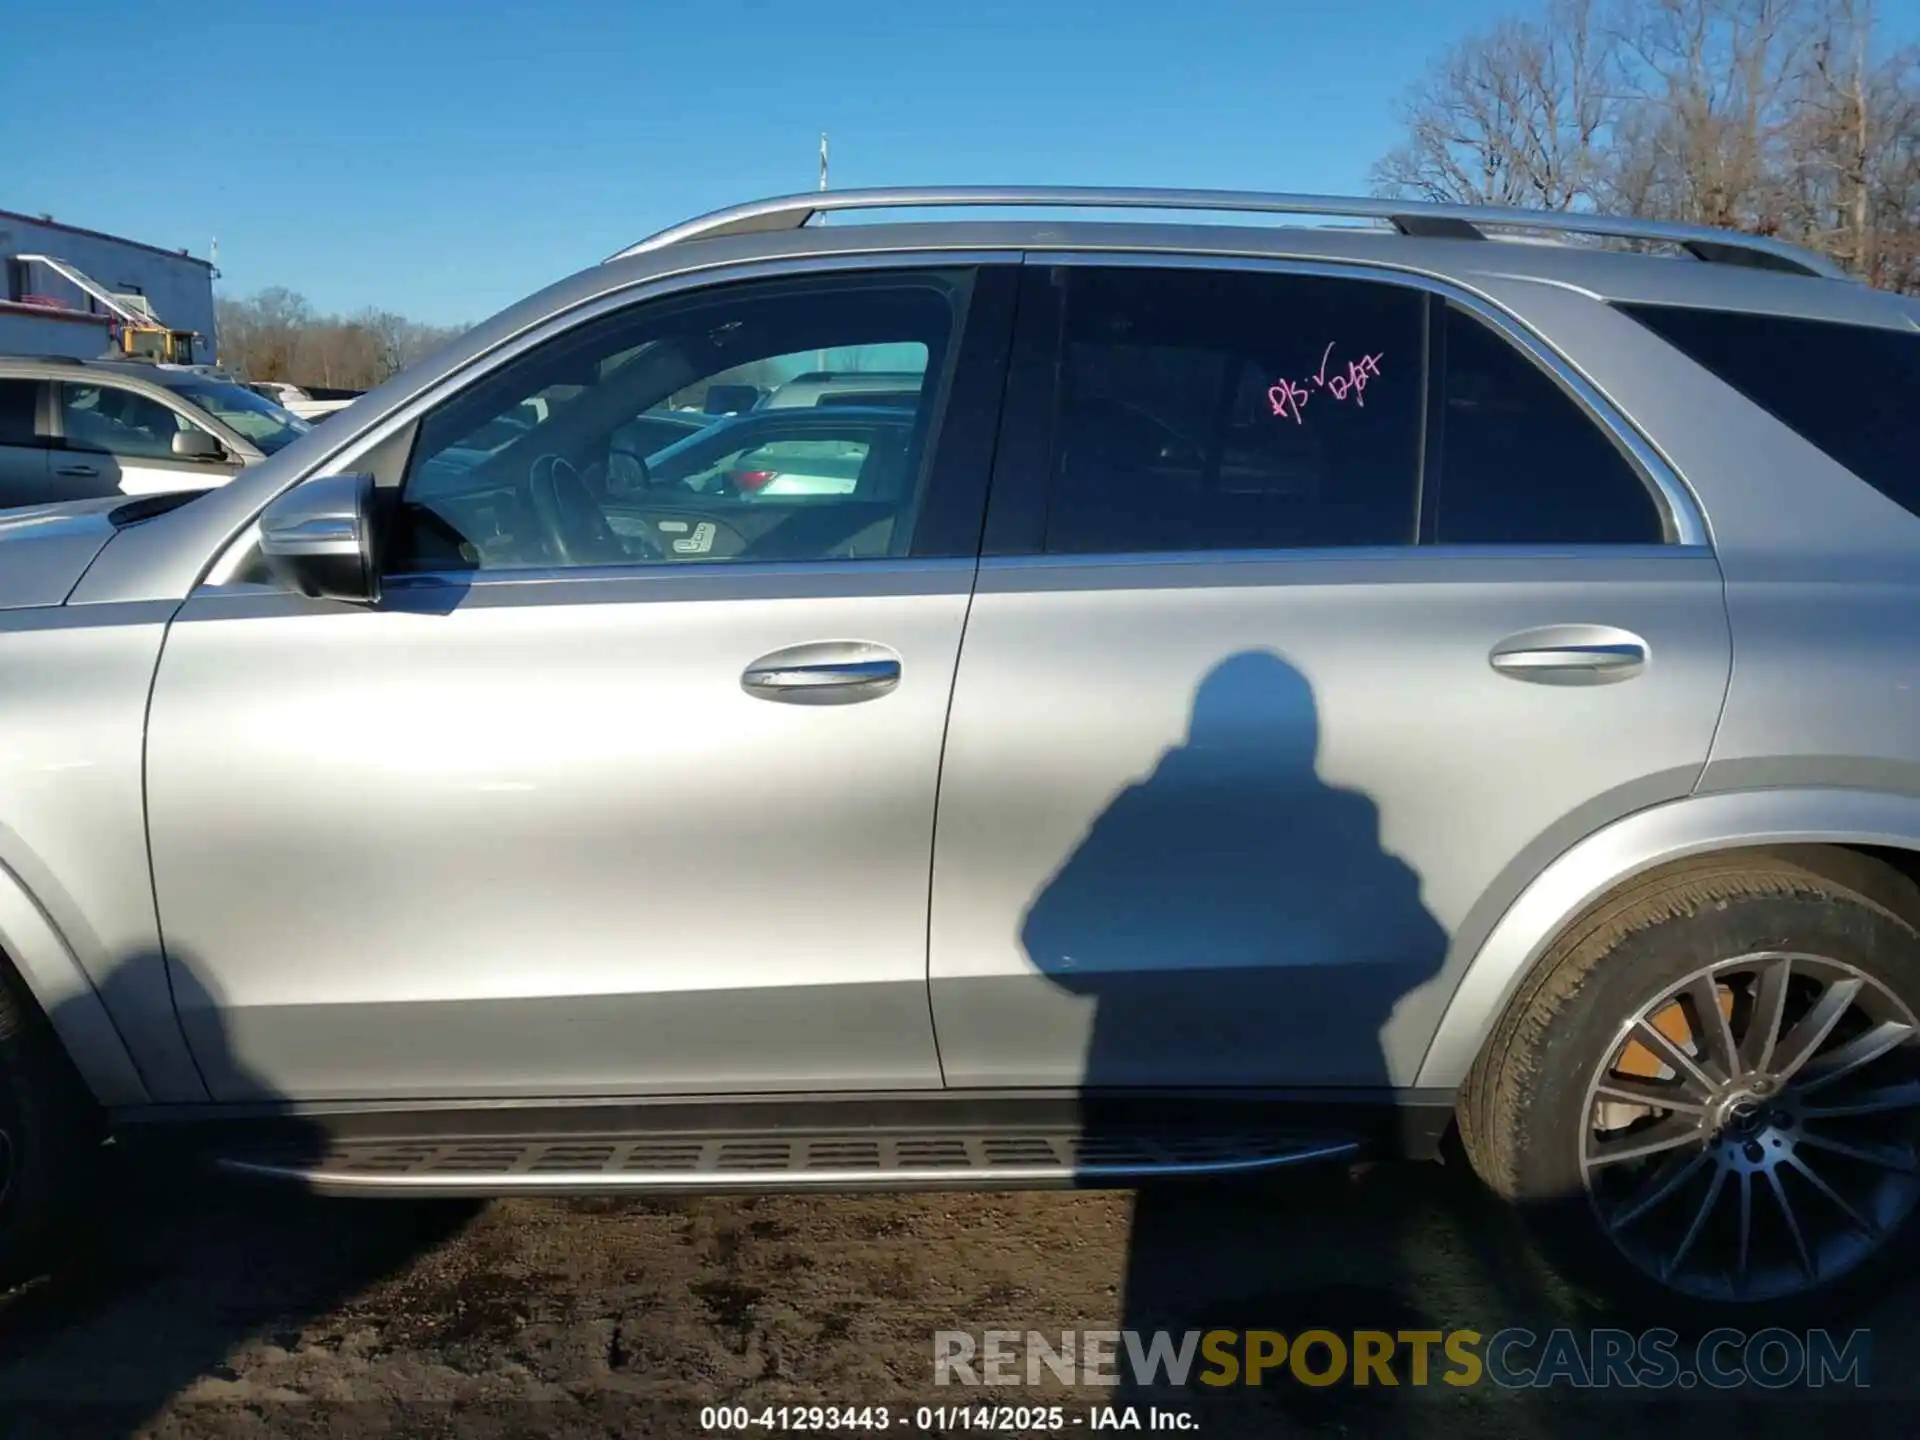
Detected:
[759,369,927,410]
[0,354,309,508]
[4,186,1920,1323]
[634,404,915,497]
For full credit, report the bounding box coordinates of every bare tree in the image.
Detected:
[1783,0,1920,284]
[215,290,466,389]
[1607,0,1820,230]
[1374,0,1920,289]
[215,287,314,383]
[356,308,460,379]
[1370,0,1615,209]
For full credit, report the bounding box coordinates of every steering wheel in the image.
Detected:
[526,454,658,565]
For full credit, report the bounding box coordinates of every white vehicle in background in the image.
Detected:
[758,369,926,410]
[242,380,362,422]
[244,381,304,408]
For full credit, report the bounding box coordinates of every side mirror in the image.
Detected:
[172,429,225,461]
[257,473,380,604]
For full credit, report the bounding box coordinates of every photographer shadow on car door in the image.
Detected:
[1019,649,1454,1424]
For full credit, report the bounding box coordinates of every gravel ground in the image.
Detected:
[0,1155,1912,1438]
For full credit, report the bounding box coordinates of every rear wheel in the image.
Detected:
[1460,849,1920,1317]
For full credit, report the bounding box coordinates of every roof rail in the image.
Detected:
[609,185,1850,280]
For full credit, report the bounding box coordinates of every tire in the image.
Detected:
[1459,847,1920,1321]
[0,963,94,1285]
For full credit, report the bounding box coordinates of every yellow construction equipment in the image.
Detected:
[14,253,202,364]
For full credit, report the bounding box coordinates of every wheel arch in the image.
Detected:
[0,858,148,1108]
[1414,787,1920,1090]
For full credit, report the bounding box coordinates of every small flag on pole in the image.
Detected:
[819,133,829,192]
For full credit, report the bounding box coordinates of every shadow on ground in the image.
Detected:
[0,1158,1911,1437]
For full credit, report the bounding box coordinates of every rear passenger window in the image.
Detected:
[1040,267,1424,554]
[1618,303,1920,520]
[1431,305,1665,545]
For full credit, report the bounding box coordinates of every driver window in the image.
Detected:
[389,274,956,573]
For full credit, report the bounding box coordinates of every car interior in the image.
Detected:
[61,383,192,461]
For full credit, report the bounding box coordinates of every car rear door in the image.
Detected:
[145,262,1017,1101]
[926,258,1733,1092]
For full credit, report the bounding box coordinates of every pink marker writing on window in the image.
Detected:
[1267,377,1310,424]
[1269,343,1386,423]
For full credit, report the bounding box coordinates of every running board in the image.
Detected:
[215,1128,1361,1196]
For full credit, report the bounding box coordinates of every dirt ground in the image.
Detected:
[0,1154,1913,1439]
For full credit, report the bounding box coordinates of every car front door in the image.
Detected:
[0,378,50,508]
[145,264,1015,1100]
[53,380,236,498]
[927,260,1733,1091]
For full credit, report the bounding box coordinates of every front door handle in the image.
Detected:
[1489,626,1648,686]
[55,463,99,478]
[742,641,902,705]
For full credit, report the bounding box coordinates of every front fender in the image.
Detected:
[1413,787,1920,1090]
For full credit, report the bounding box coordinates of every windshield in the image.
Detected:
[167,380,313,454]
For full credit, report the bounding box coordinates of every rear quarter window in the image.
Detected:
[1617,303,1920,517]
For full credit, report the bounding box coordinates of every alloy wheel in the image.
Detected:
[1580,951,1920,1303]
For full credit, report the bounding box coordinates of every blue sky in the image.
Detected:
[3,0,1909,327]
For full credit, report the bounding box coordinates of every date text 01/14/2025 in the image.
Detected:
[697,1404,1195,1431]
[1268,341,1385,424]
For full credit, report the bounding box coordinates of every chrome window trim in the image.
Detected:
[199,247,1017,588]
[185,555,981,616]
[1026,249,1711,549]
[381,555,977,589]
[977,543,1711,573]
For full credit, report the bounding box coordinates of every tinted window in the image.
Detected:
[0,380,36,447]
[1619,303,1920,518]
[59,382,203,460]
[1432,305,1664,545]
[395,278,957,572]
[1041,268,1424,554]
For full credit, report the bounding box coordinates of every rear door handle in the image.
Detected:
[742,641,902,705]
[55,464,99,478]
[1489,626,1648,685]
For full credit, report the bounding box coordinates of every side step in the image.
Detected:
[217,1128,1360,1196]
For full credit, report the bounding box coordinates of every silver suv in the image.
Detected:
[3,187,1919,1317]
